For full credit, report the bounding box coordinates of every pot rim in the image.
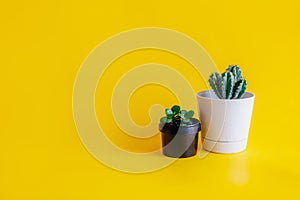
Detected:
[159,118,200,128]
[196,90,255,102]
[159,118,201,134]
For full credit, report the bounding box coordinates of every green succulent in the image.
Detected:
[208,65,247,99]
[160,105,194,126]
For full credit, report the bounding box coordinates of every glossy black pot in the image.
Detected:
[159,118,201,158]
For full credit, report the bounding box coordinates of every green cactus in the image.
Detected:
[226,65,243,83]
[208,65,247,99]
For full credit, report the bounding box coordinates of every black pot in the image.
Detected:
[159,118,201,158]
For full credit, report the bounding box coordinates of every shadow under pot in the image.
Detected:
[159,118,201,158]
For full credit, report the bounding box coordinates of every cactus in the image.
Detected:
[208,65,247,99]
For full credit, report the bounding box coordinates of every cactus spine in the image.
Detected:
[208,65,247,99]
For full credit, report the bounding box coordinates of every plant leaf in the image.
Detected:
[179,110,187,119]
[160,117,167,124]
[165,108,173,118]
[184,110,194,119]
[182,119,191,123]
[171,105,180,114]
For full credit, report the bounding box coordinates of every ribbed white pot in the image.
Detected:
[196,90,255,153]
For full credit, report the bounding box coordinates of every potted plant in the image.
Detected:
[159,105,201,158]
[196,65,255,153]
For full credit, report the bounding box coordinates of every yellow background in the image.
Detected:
[1,0,300,199]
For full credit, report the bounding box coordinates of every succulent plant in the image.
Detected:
[160,105,194,126]
[208,65,247,99]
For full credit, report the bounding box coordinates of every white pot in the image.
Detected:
[196,90,255,154]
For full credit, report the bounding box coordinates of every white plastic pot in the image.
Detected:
[196,90,255,154]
